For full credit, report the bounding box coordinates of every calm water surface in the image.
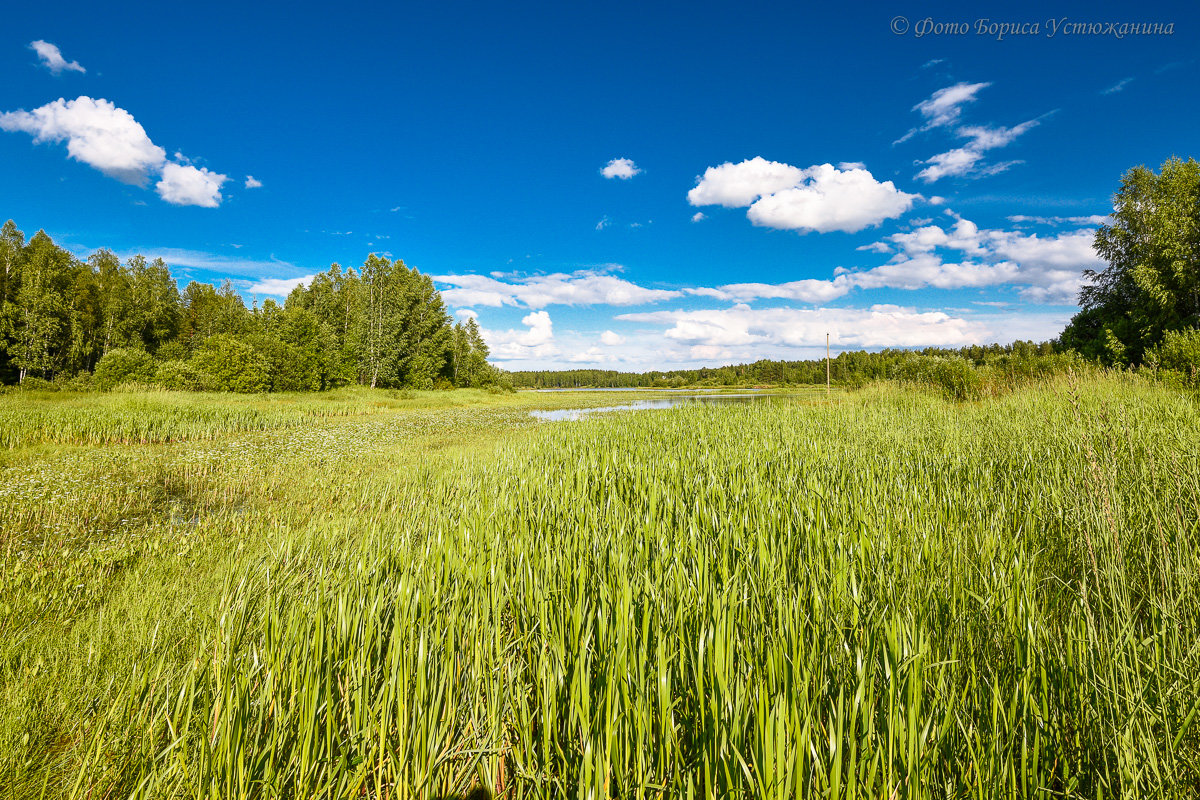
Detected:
[531,393,795,421]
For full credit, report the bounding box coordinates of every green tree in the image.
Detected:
[90,249,133,355]
[1061,157,1200,363]
[11,231,75,382]
[127,257,181,352]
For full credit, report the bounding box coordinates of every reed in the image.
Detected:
[2,375,1197,797]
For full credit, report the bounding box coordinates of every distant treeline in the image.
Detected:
[0,220,507,392]
[509,341,1063,389]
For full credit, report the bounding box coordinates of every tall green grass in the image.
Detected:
[2,376,1198,797]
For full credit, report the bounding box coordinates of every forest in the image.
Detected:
[3,157,1198,397]
[0,221,502,392]
[508,341,1064,388]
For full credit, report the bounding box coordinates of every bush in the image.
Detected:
[61,372,95,392]
[155,340,189,362]
[893,355,982,401]
[95,348,157,391]
[191,335,270,393]
[1149,327,1200,385]
[154,360,214,391]
[19,376,59,392]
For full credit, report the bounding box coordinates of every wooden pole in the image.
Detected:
[826,332,830,398]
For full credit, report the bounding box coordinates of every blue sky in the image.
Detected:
[2,1,1196,369]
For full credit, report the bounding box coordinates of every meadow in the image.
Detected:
[1,376,1198,798]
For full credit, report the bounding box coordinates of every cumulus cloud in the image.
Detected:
[566,346,617,363]
[484,311,558,360]
[618,304,985,350]
[688,158,918,234]
[691,212,706,223]
[432,268,682,309]
[599,329,625,346]
[30,40,86,75]
[454,308,479,319]
[840,215,1103,303]
[850,254,1020,291]
[688,277,852,304]
[244,175,263,188]
[156,163,228,207]
[601,157,641,179]
[0,96,166,184]
[682,214,1103,305]
[687,158,808,208]
[247,275,317,296]
[0,95,233,207]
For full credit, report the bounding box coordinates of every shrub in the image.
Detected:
[1150,328,1200,385]
[154,360,214,392]
[95,348,157,391]
[893,355,982,401]
[155,340,189,362]
[191,335,270,393]
[61,372,95,392]
[19,376,59,392]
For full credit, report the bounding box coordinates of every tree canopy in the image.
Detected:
[1060,157,1200,364]
[0,221,503,391]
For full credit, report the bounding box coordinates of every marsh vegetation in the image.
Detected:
[2,375,1198,797]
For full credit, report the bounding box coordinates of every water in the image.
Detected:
[530,393,794,421]
[532,387,758,393]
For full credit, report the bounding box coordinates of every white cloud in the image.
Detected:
[432,268,682,309]
[1102,77,1134,95]
[688,158,918,234]
[691,212,706,223]
[688,215,1103,306]
[599,329,625,346]
[601,157,641,179]
[454,308,479,319]
[156,163,228,207]
[0,95,229,206]
[958,121,1037,150]
[1007,214,1107,226]
[30,40,86,75]
[566,346,617,363]
[747,165,918,233]
[688,276,852,304]
[619,304,985,349]
[850,254,1020,291]
[915,82,991,128]
[247,275,316,296]
[107,248,301,279]
[484,310,558,360]
[840,215,1102,303]
[899,82,1042,183]
[687,157,807,208]
[595,216,611,230]
[0,96,166,184]
[916,120,1038,182]
[244,175,263,188]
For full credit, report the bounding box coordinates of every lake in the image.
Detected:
[530,393,796,421]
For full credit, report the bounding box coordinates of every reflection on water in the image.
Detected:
[533,387,750,393]
[531,393,793,421]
